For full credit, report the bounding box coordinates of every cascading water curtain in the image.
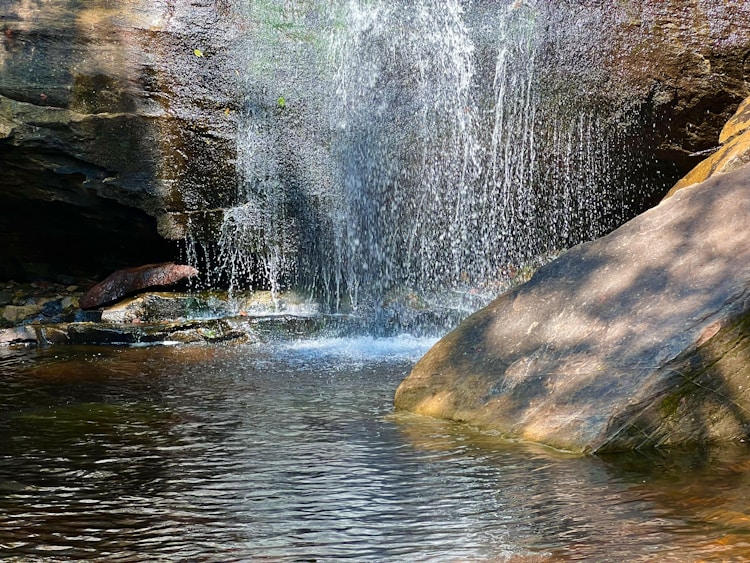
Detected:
[187,0,339,301]
[328,0,480,310]
[184,0,650,316]
[328,0,644,310]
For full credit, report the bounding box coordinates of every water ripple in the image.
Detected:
[1,342,750,561]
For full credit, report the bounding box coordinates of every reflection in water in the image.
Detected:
[1,341,750,561]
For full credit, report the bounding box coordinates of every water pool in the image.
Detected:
[1,339,749,561]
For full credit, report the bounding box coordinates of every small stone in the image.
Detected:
[0,325,38,345]
[40,299,63,318]
[2,304,42,323]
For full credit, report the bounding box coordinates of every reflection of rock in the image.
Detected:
[665,95,750,197]
[80,263,199,309]
[395,163,750,453]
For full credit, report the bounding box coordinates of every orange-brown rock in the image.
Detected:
[665,94,750,197]
[80,263,199,309]
[719,96,750,145]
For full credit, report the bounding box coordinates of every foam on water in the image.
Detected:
[274,334,439,362]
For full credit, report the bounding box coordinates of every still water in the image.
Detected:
[2,338,750,562]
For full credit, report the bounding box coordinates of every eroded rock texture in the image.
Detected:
[603,0,750,172]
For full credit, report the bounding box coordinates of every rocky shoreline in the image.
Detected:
[0,279,475,348]
[0,282,334,347]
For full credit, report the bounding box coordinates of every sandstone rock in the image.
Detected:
[719,96,750,144]
[665,129,750,196]
[0,1,239,281]
[603,1,750,172]
[100,291,229,323]
[80,263,199,309]
[394,163,750,453]
[665,95,750,197]
[61,320,246,345]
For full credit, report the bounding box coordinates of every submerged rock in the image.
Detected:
[394,163,750,453]
[99,292,220,324]
[79,263,199,309]
[49,320,248,346]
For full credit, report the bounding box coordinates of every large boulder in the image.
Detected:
[394,163,750,453]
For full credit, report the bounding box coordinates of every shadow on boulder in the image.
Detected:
[395,163,750,454]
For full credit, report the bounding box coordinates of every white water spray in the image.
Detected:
[184,0,650,324]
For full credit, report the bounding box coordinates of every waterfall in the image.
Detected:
[327,0,480,310]
[184,0,653,321]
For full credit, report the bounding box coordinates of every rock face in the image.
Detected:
[1,1,749,285]
[666,95,750,197]
[79,262,199,309]
[0,0,240,281]
[603,1,750,173]
[394,163,750,453]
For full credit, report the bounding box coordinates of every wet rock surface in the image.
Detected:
[604,0,750,173]
[395,163,750,453]
[0,284,364,347]
[0,0,239,280]
[79,262,199,309]
[1,1,750,285]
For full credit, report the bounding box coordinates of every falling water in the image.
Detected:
[184,0,655,321]
[327,0,480,309]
